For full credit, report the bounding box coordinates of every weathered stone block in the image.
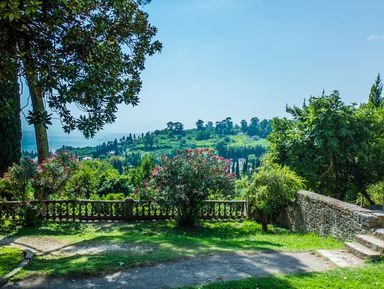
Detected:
[275,190,383,240]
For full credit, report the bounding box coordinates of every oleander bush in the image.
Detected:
[150,148,235,227]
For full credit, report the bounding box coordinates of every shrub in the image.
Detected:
[0,158,37,201]
[33,151,78,200]
[367,181,384,205]
[150,148,235,227]
[195,131,211,140]
[98,172,133,197]
[246,162,304,231]
[103,193,126,200]
[22,203,40,227]
[65,160,134,199]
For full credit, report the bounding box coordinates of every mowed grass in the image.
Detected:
[0,246,24,278]
[182,260,384,289]
[9,221,342,279]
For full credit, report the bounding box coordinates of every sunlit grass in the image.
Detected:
[10,220,342,279]
[182,260,384,289]
[0,247,23,278]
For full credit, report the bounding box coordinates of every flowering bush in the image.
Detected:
[33,151,78,200]
[0,158,37,201]
[150,148,235,226]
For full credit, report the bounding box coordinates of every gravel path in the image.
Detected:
[4,251,334,289]
[0,236,152,256]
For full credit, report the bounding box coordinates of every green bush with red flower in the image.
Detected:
[0,151,78,201]
[0,158,37,201]
[150,148,235,226]
[33,151,78,200]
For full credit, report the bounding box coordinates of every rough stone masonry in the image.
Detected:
[277,190,384,240]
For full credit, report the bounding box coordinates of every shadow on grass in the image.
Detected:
[92,219,295,238]
[183,261,384,289]
[15,222,283,278]
[184,276,296,289]
[2,220,343,281]
[20,248,322,289]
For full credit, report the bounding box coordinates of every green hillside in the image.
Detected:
[62,118,271,172]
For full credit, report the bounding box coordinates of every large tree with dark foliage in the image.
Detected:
[0,30,21,176]
[1,0,161,163]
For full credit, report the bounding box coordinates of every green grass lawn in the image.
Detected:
[7,220,342,279]
[0,247,23,278]
[181,260,384,289]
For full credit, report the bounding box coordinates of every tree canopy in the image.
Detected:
[269,90,384,204]
[1,0,162,162]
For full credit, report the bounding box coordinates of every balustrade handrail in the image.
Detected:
[0,199,248,222]
[0,199,246,204]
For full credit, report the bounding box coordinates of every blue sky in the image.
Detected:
[22,0,384,135]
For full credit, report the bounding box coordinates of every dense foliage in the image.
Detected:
[269,90,384,204]
[0,29,20,176]
[33,151,78,200]
[0,159,37,201]
[246,161,304,231]
[0,151,142,201]
[150,149,235,226]
[64,160,133,199]
[366,182,384,205]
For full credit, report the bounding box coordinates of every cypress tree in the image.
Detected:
[235,159,240,179]
[0,32,21,176]
[242,159,248,176]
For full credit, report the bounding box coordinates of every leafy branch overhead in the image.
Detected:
[1,0,162,138]
[26,110,52,129]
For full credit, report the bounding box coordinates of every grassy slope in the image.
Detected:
[11,221,342,279]
[133,132,269,158]
[182,260,384,289]
[74,130,269,158]
[0,247,23,278]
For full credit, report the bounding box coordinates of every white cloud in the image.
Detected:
[368,34,384,41]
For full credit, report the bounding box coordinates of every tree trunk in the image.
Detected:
[261,213,269,232]
[178,204,198,227]
[22,41,49,163]
[28,82,49,163]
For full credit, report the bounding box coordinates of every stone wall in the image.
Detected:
[277,190,384,240]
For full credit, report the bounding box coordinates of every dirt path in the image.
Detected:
[5,251,334,289]
[0,236,152,257]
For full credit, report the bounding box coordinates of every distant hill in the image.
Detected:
[23,117,272,175]
[56,117,271,168]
